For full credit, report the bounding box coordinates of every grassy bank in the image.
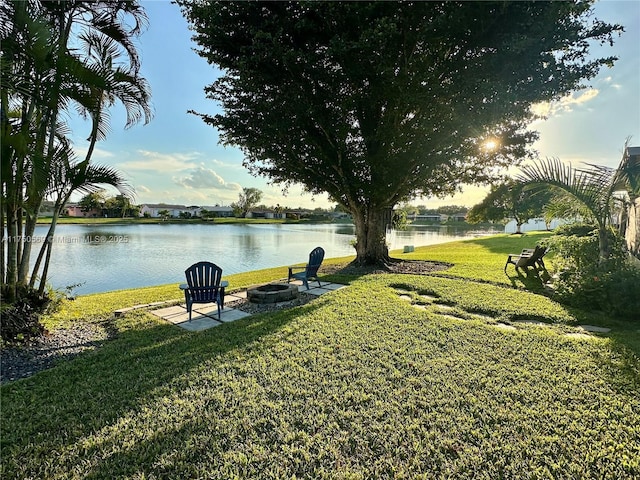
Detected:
[2,233,638,478]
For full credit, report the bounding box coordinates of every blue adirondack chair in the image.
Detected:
[181,261,227,321]
[288,246,325,290]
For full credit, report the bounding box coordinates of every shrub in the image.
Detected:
[553,222,598,237]
[602,267,640,319]
[0,288,62,344]
[546,226,639,320]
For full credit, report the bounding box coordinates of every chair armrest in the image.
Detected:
[179,283,188,290]
[288,265,306,272]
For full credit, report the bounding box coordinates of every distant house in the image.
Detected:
[246,208,286,219]
[283,209,313,220]
[408,213,443,222]
[448,212,468,222]
[330,211,351,220]
[39,201,57,216]
[66,203,101,217]
[139,204,197,218]
[199,205,234,218]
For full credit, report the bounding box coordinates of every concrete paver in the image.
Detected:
[152,282,345,331]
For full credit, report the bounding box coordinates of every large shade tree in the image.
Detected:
[179,0,621,265]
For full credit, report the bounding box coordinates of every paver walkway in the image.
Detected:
[151,280,345,332]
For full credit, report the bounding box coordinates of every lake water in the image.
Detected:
[29,223,501,295]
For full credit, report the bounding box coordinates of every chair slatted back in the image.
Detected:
[516,245,547,269]
[530,245,547,262]
[306,247,325,277]
[185,262,223,302]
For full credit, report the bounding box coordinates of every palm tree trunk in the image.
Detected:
[598,224,610,265]
[30,195,66,290]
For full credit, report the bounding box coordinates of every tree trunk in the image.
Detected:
[31,197,65,290]
[352,205,392,265]
[626,196,640,258]
[3,207,19,302]
[598,226,610,265]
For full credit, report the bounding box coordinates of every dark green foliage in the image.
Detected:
[178,0,621,264]
[553,221,599,237]
[603,267,640,319]
[547,226,639,319]
[0,289,49,343]
[467,179,553,232]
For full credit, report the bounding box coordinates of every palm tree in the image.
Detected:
[1,0,151,301]
[30,150,132,295]
[518,151,633,264]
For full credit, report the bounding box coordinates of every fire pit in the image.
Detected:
[247,283,299,304]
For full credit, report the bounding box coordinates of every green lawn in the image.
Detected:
[2,233,639,479]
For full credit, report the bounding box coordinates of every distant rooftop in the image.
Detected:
[626,146,640,157]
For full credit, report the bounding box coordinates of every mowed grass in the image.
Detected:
[2,233,639,479]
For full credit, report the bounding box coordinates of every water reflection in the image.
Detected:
[31,223,501,295]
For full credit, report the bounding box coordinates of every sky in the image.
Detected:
[69,0,640,210]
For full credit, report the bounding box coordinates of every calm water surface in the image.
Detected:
[31,223,500,295]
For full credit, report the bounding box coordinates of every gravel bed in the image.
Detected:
[227,291,317,315]
[1,323,115,385]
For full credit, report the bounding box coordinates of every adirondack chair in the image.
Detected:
[504,245,548,274]
[288,246,325,290]
[181,261,228,321]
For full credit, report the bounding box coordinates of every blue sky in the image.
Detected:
[69,0,640,209]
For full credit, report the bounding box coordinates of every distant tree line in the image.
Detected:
[78,191,139,218]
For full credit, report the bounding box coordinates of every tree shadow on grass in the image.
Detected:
[588,329,640,397]
[0,300,324,477]
[504,266,550,294]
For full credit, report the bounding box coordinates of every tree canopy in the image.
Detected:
[179,0,621,264]
[232,187,263,218]
[467,179,553,233]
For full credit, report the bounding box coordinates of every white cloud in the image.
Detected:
[531,88,600,118]
[173,164,240,190]
[119,150,201,172]
[71,145,115,160]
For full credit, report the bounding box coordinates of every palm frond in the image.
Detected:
[518,157,615,226]
[70,163,134,200]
